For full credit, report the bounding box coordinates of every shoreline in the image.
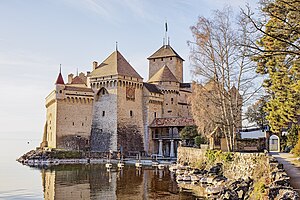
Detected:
[17,148,176,167]
[18,157,175,167]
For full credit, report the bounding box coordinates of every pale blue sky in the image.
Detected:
[0,0,257,151]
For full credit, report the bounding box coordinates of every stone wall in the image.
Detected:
[236,138,266,152]
[91,87,118,152]
[56,98,93,150]
[148,56,183,82]
[177,147,268,180]
[117,80,144,153]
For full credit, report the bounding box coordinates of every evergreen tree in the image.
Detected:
[244,0,300,132]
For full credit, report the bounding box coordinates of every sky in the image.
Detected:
[0,0,258,150]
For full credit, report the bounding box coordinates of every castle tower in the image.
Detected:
[147,44,184,83]
[90,50,144,153]
[43,69,94,150]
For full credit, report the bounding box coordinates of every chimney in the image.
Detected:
[68,73,74,84]
[93,61,98,70]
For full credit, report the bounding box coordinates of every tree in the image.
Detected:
[188,7,260,151]
[242,0,300,133]
[179,126,198,140]
[245,96,268,128]
[287,124,299,148]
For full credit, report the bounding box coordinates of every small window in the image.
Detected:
[72,122,75,126]
[59,90,62,93]
[153,59,155,62]
[161,58,163,61]
[82,123,84,126]
[130,110,133,117]
[102,89,105,95]
[171,98,174,104]
[166,103,168,105]
[102,111,105,116]
[168,110,172,113]
[170,57,172,60]
[154,112,157,118]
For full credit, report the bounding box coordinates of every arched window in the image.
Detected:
[130,110,133,117]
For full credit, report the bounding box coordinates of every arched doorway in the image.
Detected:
[269,134,280,152]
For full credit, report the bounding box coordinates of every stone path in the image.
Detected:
[271,152,300,193]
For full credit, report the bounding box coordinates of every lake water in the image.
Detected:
[0,139,198,200]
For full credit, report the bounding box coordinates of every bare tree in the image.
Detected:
[188,7,260,151]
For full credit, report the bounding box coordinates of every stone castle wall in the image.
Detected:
[45,93,57,148]
[91,86,118,152]
[56,97,93,150]
[117,81,144,153]
[148,57,183,82]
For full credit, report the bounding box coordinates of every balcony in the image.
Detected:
[152,133,181,140]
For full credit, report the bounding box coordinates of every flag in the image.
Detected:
[165,22,168,32]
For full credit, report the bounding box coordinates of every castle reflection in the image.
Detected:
[41,164,194,200]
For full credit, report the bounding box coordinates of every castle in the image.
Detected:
[41,40,195,157]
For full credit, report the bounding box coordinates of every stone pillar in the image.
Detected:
[170,139,175,158]
[158,140,163,157]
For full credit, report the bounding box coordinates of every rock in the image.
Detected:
[219,189,239,200]
[207,175,217,184]
[212,175,227,185]
[182,175,191,182]
[271,177,291,187]
[279,189,300,200]
[200,177,208,184]
[206,185,224,195]
[269,186,295,199]
[209,163,223,175]
[190,175,200,183]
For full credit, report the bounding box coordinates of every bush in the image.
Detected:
[194,135,206,147]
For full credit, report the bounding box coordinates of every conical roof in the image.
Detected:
[91,51,142,79]
[148,45,184,61]
[55,72,65,85]
[148,65,178,83]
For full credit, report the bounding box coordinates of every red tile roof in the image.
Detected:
[150,117,195,127]
[71,76,86,85]
[55,72,65,85]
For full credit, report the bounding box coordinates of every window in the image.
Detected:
[154,112,157,118]
[168,110,172,113]
[170,57,172,60]
[102,89,105,95]
[59,90,62,93]
[161,58,163,61]
[171,98,174,104]
[72,122,75,126]
[130,110,133,117]
[153,59,155,62]
[102,111,105,116]
[82,123,84,126]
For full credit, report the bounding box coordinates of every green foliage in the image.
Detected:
[246,96,268,128]
[250,177,267,200]
[252,0,300,133]
[51,150,82,159]
[180,126,199,139]
[205,150,234,163]
[194,135,207,147]
[292,137,300,156]
[287,124,299,148]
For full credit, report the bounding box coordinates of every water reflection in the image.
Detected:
[41,164,195,200]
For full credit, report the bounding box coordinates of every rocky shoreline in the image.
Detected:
[168,159,299,199]
[17,148,172,167]
[172,147,300,199]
